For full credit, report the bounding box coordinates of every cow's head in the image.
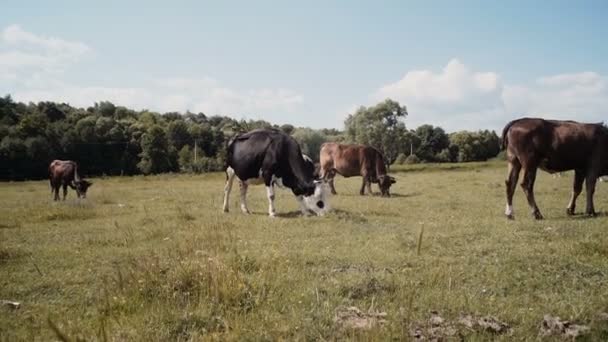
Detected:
[75,180,92,198]
[378,175,396,197]
[303,180,331,216]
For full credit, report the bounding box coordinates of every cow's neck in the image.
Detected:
[375,158,387,177]
[284,154,314,194]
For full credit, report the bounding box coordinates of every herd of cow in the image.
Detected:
[48,117,608,220]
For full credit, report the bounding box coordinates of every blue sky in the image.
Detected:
[1,0,607,131]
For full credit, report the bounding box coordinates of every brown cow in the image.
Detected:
[502,118,608,220]
[49,160,92,201]
[319,142,396,197]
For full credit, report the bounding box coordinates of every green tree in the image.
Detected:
[178,145,193,171]
[97,101,116,117]
[415,125,449,161]
[167,119,192,150]
[344,99,408,166]
[291,128,327,161]
[138,125,173,174]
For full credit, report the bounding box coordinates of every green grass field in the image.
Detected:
[2,161,608,340]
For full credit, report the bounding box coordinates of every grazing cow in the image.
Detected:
[502,118,608,219]
[319,142,396,197]
[222,129,329,217]
[49,160,92,201]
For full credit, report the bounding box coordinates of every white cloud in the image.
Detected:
[502,71,607,123]
[373,59,504,130]
[1,25,304,121]
[372,59,608,132]
[0,25,91,73]
[11,77,304,120]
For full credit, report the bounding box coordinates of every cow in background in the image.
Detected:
[222,129,330,217]
[502,118,608,219]
[49,160,92,201]
[319,142,396,197]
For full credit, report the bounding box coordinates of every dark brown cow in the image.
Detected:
[49,160,92,201]
[319,142,396,197]
[502,118,608,220]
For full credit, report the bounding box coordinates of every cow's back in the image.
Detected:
[320,143,370,177]
[504,118,607,172]
[49,160,76,181]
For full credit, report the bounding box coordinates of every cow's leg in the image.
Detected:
[328,177,337,195]
[223,169,236,213]
[566,169,585,215]
[359,177,367,195]
[366,178,373,195]
[265,183,276,217]
[585,172,598,217]
[505,159,521,219]
[326,169,337,195]
[50,179,58,201]
[520,167,543,219]
[239,182,250,214]
[296,195,310,216]
[62,182,68,201]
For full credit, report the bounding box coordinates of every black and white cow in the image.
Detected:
[222,129,329,217]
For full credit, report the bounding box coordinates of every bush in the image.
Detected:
[435,149,452,163]
[404,154,420,164]
[394,153,408,165]
[191,157,224,173]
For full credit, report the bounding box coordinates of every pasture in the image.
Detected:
[1,161,608,340]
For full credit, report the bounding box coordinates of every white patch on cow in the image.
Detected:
[304,181,331,216]
[302,154,313,163]
[296,195,310,216]
[505,204,513,217]
[266,185,276,217]
[222,167,236,212]
[239,183,250,213]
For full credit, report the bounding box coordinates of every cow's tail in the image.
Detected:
[501,120,518,150]
[224,133,240,174]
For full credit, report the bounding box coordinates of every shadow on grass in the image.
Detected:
[330,208,368,224]
[331,192,420,198]
[567,211,607,220]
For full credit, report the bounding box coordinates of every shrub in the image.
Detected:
[394,153,408,165]
[404,154,420,164]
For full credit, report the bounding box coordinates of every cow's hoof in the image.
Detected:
[269,213,277,218]
[223,208,229,213]
[566,208,575,216]
[331,191,337,195]
[586,211,597,217]
[533,211,544,220]
[506,214,515,220]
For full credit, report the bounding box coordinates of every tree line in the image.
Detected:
[0,95,500,180]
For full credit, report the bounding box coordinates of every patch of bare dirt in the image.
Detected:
[410,311,458,341]
[540,314,590,338]
[410,312,511,340]
[459,314,511,334]
[334,306,387,331]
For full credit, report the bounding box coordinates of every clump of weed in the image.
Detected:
[340,277,396,300]
[176,206,196,222]
[0,247,23,265]
[38,205,96,222]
